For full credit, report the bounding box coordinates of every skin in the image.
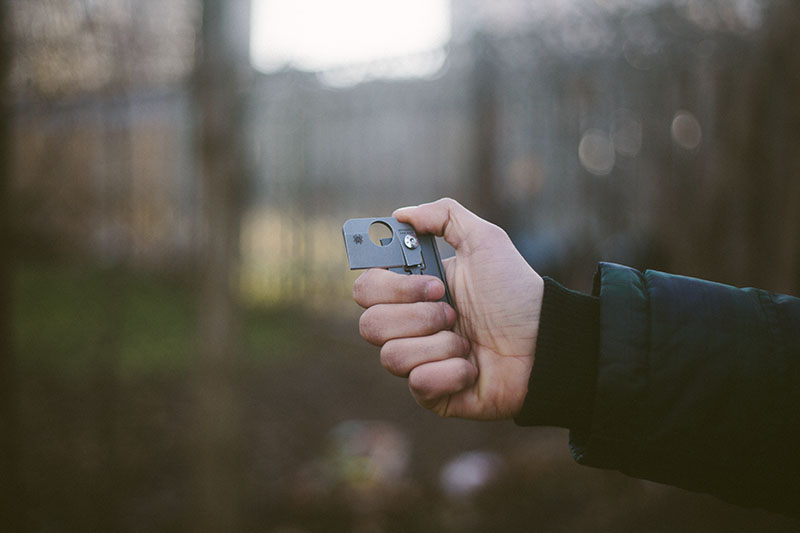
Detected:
[354,198,544,420]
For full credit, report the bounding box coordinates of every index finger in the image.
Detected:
[353,268,445,308]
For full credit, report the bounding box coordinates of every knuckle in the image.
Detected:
[389,274,427,304]
[358,310,383,344]
[352,269,377,306]
[413,276,432,302]
[408,369,436,406]
[380,341,406,376]
[396,278,415,303]
[352,277,366,305]
[408,374,427,401]
[438,197,460,210]
[418,304,439,330]
[358,313,370,339]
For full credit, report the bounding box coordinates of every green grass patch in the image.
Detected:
[13,262,316,379]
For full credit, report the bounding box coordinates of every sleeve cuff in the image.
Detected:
[514,276,600,430]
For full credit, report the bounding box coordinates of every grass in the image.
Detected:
[13,261,316,379]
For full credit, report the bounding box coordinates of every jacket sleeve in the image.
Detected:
[570,262,800,516]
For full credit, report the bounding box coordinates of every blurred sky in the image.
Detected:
[250,0,451,73]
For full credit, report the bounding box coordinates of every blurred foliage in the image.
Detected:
[8,0,198,98]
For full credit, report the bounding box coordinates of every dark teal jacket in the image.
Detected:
[575,263,800,516]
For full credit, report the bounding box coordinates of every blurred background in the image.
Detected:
[2,0,800,531]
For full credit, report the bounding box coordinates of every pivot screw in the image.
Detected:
[404,235,419,250]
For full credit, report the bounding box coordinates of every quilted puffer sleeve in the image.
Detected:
[570,263,800,517]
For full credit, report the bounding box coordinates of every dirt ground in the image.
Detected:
[12,327,799,531]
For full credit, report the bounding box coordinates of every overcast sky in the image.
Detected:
[250,0,451,73]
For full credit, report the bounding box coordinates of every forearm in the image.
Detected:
[517,263,800,517]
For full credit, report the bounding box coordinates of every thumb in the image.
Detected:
[393,198,495,251]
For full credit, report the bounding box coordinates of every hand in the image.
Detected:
[353,198,544,419]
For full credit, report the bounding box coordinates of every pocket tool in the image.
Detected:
[343,217,453,306]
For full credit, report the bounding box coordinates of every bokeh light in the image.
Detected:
[611,109,643,158]
[671,110,703,150]
[579,129,616,175]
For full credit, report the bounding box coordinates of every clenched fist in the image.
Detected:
[353,198,543,419]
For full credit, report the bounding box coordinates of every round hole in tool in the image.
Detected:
[368,221,393,246]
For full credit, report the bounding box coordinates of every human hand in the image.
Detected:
[353,198,543,419]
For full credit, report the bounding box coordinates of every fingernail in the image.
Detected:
[425,280,441,300]
[444,304,456,325]
[392,206,416,219]
[461,336,471,355]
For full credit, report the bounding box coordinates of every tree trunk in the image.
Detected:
[0,1,25,528]
[191,0,250,530]
[471,33,506,228]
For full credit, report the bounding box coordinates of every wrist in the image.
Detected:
[501,270,544,419]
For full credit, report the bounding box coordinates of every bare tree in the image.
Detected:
[471,33,506,229]
[0,0,25,528]
[191,0,250,530]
